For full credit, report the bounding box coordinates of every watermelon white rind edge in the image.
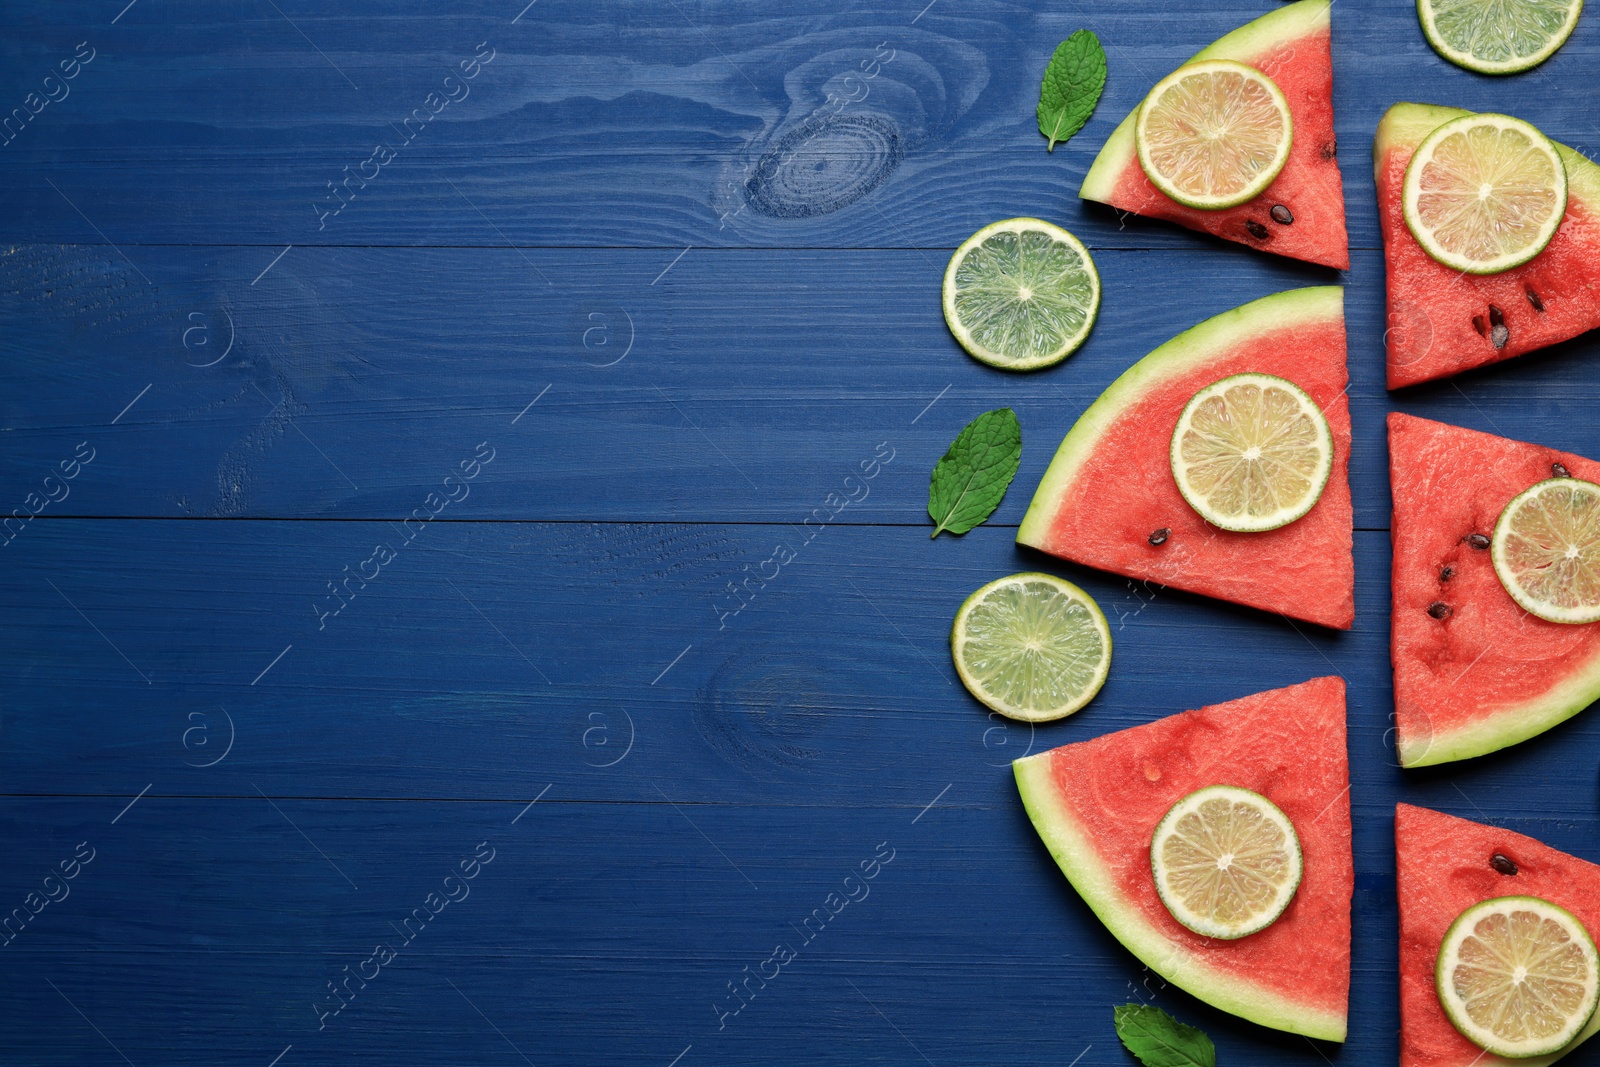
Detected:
[1398,660,1600,768]
[1374,103,1600,230]
[1012,752,1349,1042]
[1080,0,1331,204]
[1016,285,1343,550]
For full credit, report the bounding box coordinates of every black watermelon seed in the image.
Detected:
[1320,141,1336,160]
[1491,323,1510,349]
[1488,305,1505,328]
[1490,853,1519,876]
[1466,533,1491,550]
[1428,601,1453,619]
[1554,462,1572,478]
[1472,315,1488,337]
[1270,204,1294,225]
[1148,528,1170,546]
[1440,565,1454,582]
[1527,287,1545,312]
[1245,220,1270,240]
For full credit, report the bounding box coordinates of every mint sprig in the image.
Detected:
[1038,29,1108,152]
[1113,1004,1216,1067]
[928,408,1022,539]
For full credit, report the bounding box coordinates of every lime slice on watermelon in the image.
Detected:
[1491,477,1600,624]
[1436,895,1600,1059]
[1150,784,1303,940]
[949,572,1111,722]
[1169,372,1334,533]
[1402,112,1568,275]
[941,218,1100,371]
[1134,59,1294,211]
[1418,0,1583,74]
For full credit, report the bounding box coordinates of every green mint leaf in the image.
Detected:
[1113,1004,1217,1067]
[1037,29,1108,152]
[928,408,1022,538]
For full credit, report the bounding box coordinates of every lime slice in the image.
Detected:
[1491,477,1600,624]
[1169,372,1333,533]
[1419,0,1583,74]
[942,218,1101,371]
[950,572,1111,722]
[1436,896,1600,1059]
[1150,785,1302,940]
[1134,59,1294,211]
[1402,113,1568,275]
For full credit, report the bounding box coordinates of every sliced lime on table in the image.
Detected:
[1419,0,1583,74]
[1402,112,1567,275]
[1135,59,1293,210]
[1436,895,1600,1058]
[1170,372,1333,533]
[1492,477,1600,623]
[942,218,1100,371]
[1150,785,1303,940]
[950,572,1111,722]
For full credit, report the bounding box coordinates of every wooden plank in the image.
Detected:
[0,1,1595,249]
[5,244,1600,526]
[7,517,1596,817]
[3,791,1593,1066]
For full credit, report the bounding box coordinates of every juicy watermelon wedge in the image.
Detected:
[1014,676,1352,1041]
[1397,804,1600,1067]
[1377,103,1600,388]
[1017,287,1354,629]
[1079,0,1348,269]
[1389,413,1600,767]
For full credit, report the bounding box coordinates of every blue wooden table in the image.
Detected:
[3,2,1599,1064]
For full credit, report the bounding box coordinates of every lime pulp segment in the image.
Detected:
[943,219,1101,371]
[1170,372,1334,533]
[950,572,1111,722]
[1492,477,1600,624]
[1436,896,1600,1058]
[1150,785,1303,940]
[1419,0,1583,74]
[1402,113,1568,274]
[1135,59,1293,210]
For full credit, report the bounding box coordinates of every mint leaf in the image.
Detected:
[1038,30,1108,152]
[1113,1004,1216,1067]
[928,408,1022,539]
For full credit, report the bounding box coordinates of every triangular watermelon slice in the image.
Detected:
[1388,412,1600,766]
[1377,103,1600,388]
[1396,804,1600,1067]
[1014,676,1352,1040]
[1079,0,1348,270]
[1017,287,1354,629]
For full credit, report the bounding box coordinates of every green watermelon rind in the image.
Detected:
[1374,102,1600,237]
[1016,285,1344,550]
[1080,0,1332,204]
[1014,753,1348,1041]
[1398,658,1600,768]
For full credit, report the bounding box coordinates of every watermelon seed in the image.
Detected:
[1148,528,1170,546]
[1245,220,1270,240]
[1527,286,1545,312]
[1320,141,1336,160]
[1490,853,1519,875]
[1428,601,1453,619]
[1491,324,1510,349]
[1270,204,1294,225]
[1554,462,1572,478]
[1440,565,1454,582]
[1472,315,1488,337]
[1466,533,1491,549]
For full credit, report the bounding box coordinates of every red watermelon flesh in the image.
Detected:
[1396,804,1600,1067]
[1017,287,1353,629]
[1079,0,1348,270]
[1014,676,1352,1040]
[1388,413,1600,767]
[1377,103,1600,389]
